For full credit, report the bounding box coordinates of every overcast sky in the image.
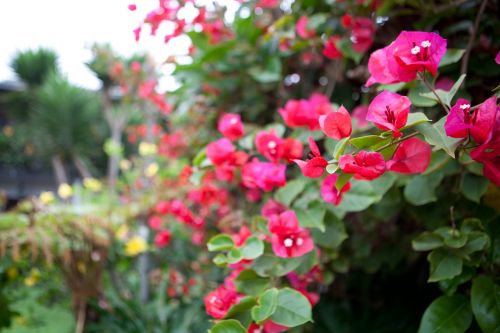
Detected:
[0,0,193,91]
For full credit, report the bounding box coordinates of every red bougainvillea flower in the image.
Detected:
[206,138,235,165]
[296,16,315,39]
[323,35,342,60]
[320,174,351,205]
[148,215,163,230]
[471,109,500,186]
[293,137,328,178]
[435,77,454,91]
[319,105,352,139]
[133,26,141,41]
[367,91,411,137]
[278,94,333,130]
[256,130,284,163]
[241,159,286,192]
[204,285,238,319]
[287,266,323,305]
[444,97,498,144]
[339,151,386,180]
[231,226,252,247]
[261,199,287,219]
[268,211,314,258]
[128,4,137,11]
[282,138,304,162]
[155,201,171,215]
[366,31,447,86]
[249,321,288,333]
[255,0,280,9]
[217,113,244,141]
[496,51,500,65]
[352,105,369,128]
[350,17,375,53]
[386,137,431,174]
[154,230,172,248]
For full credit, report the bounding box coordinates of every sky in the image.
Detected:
[0,0,193,91]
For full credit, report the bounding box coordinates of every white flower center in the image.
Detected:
[229,118,238,125]
[268,141,277,149]
[296,237,304,246]
[460,104,471,110]
[411,46,421,55]
[421,40,431,48]
[210,296,217,304]
[284,238,293,247]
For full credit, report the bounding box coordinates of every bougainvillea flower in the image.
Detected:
[293,137,328,178]
[435,77,454,91]
[204,285,238,319]
[471,110,500,186]
[496,51,500,65]
[282,138,304,161]
[323,35,342,60]
[155,201,171,215]
[241,159,286,192]
[287,266,323,305]
[386,137,431,174]
[249,321,288,333]
[296,16,315,39]
[352,105,369,128]
[320,174,351,205]
[366,91,411,137]
[128,4,137,11]
[231,226,252,247]
[350,17,375,53]
[268,211,314,258]
[133,26,142,42]
[206,138,235,165]
[255,0,280,8]
[256,130,284,163]
[339,151,386,180]
[261,199,287,219]
[318,105,352,139]
[217,113,244,141]
[279,99,316,130]
[309,93,334,118]
[444,96,498,144]
[154,230,172,248]
[148,215,163,230]
[366,31,447,86]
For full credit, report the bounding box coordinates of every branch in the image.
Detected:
[461,0,489,75]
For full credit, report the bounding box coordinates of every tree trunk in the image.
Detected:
[51,155,68,185]
[107,126,121,195]
[73,155,92,179]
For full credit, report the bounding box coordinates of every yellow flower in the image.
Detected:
[116,224,129,240]
[39,191,55,204]
[83,178,103,192]
[57,183,73,199]
[139,142,157,156]
[125,236,148,256]
[145,162,159,177]
[24,268,41,287]
[120,159,131,171]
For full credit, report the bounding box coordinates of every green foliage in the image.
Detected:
[11,48,58,88]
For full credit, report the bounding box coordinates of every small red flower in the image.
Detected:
[282,138,304,162]
[148,215,163,230]
[249,321,288,333]
[296,16,315,39]
[255,130,284,163]
[204,286,238,319]
[293,137,328,178]
[367,91,411,137]
[320,174,351,205]
[261,199,287,219]
[241,159,287,192]
[386,137,431,174]
[323,36,342,60]
[128,4,137,11]
[339,151,386,180]
[217,113,244,141]
[318,105,352,140]
[206,138,235,166]
[155,201,171,215]
[268,211,314,258]
[496,51,500,65]
[154,230,172,248]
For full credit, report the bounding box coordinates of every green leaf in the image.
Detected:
[275,179,306,206]
[471,276,500,333]
[213,253,228,266]
[333,137,350,160]
[412,232,444,251]
[248,57,282,83]
[461,173,490,203]
[427,249,463,282]
[251,255,304,277]
[311,211,347,249]
[418,295,472,333]
[224,296,257,319]
[208,234,234,252]
[227,248,244,264]
[376,82,406,92]
[404,172,445,206]
[439,49,466,67]
[325,163,339,174]
[349,135,383,149]
[416,117,461,157]
[462,232,490,254]
[251,288,279,323]
[192,148,206,167]
[410,82,438,107]
[419,74,466,107]
[270,288,312,327]
[241,236,264,260]
[402,112,431,130]
[335,173,353,191]
[209,319,247,333]
[235,270,270,296]
[296,201,326,231]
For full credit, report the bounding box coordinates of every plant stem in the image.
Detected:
[461,0,489,75]
[418,73,450,113]
[375,132,420,152]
